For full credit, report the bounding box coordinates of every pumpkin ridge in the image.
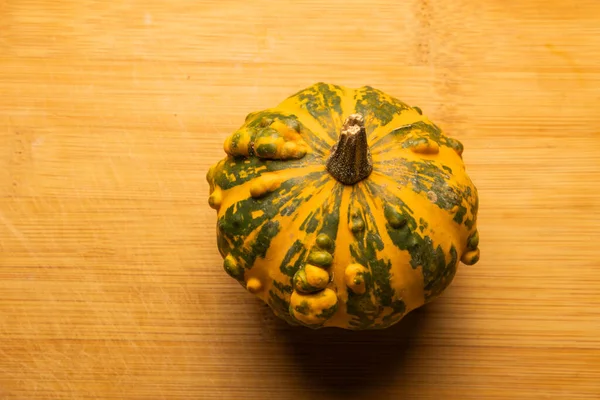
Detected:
[372,144,465,177]
[343,184,391,329]
[277,83,346,143]
[244,109,333,156]
[364,177,475,301]
[366,171,463,238]
[368,122,421,151]
[372,120,464,157]
[215,165,326,216]
[297,181,344,239]
[354,86,414,143]
[322,185,353,328]
[247,177,339,308]
[370,160,475,222]
[208,152,324,192]
[225,108,335,160]
[271,180,343,327]
[361,181,425,316]
[356,182,410,327]
[216,170,329,271]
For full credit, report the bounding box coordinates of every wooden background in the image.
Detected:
[1,0,599,398]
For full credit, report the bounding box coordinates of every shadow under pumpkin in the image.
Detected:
[257,302,431,398]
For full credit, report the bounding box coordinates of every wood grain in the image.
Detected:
[1,0,599,398]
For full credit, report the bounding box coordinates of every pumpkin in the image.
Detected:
[206,83,480,330]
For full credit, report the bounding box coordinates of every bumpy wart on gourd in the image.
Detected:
[206,82,480,330]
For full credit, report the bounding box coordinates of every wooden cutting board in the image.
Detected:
[1,1,599,399]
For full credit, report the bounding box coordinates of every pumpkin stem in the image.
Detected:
[326,113,373,185]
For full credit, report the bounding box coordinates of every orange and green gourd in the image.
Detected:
[206,83,480,330]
